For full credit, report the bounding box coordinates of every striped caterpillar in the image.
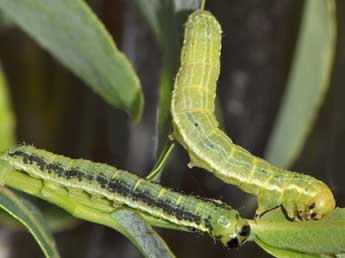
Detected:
[0,145,250,248]
[171,10,336,221]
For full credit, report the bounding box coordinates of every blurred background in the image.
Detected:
[0,0,344,257]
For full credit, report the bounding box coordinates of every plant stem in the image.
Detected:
[200,0,206,10]
[146,142,175,181]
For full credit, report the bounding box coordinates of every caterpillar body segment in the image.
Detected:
[171,10,335,221]
[1,145,250,248]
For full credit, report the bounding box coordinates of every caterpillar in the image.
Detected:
[171,10,336,221]
[0,145,250,249]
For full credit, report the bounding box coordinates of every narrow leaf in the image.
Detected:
[265,0,337,167]
[0,0,143,122]
[0,161,60,258]
[0,63,15,152]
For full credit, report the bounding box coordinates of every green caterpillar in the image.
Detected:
[0,144,250,248]
[171,10,335,221]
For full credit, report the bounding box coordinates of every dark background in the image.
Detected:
[0,0,344,257]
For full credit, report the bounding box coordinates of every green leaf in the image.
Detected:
[252,208,345,255]
[256,238,323,258]
[3,166,177,258]
[0,63,15,152]
[0,162,60,258]
[0,0,143,122]
[265,0,337,167]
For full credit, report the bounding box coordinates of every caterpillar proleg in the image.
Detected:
[1,145,250,248]
[171,10,335,221]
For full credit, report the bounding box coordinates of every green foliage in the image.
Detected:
[0,0,143,122]
[0,0,341,257]
[265,0,337,167]
[0,0,183,256]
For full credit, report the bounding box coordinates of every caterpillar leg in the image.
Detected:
[280,187,305,221]
[255,191,281,219]
[281,188,305,221]
[255,206,280,219]
[256,190,300,221]
[280,203,298,221]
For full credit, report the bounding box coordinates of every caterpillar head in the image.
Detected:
[216,215,250,249]
[305,187,335,220]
